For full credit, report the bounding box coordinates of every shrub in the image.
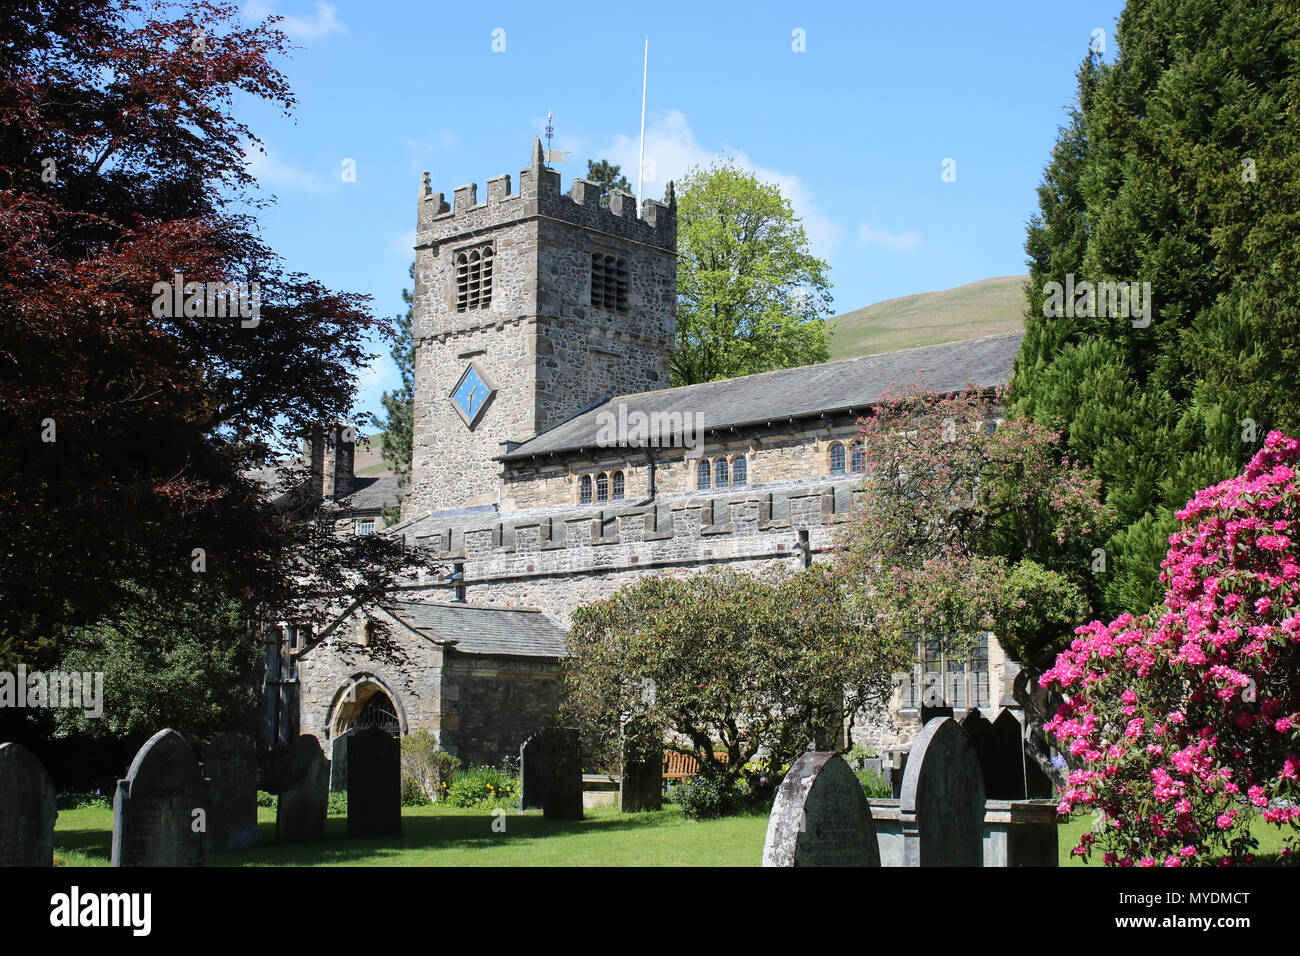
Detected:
[400,729,460,804]
[327,791,347,816]
[673,767,744,820]
[856,767,892,799]
[56,791,109,811]
[1043,432,1300,866]
[444,766,519,809]
[256,790,277,809]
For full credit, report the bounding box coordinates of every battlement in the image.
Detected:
[406,479,858,567]
[416,138,675,251]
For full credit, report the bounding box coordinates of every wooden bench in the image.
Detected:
[662,751,730,780]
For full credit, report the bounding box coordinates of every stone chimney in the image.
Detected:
[305,422,355,501]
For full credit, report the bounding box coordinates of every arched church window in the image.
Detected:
[829,442,846,475]
[714,458,728,488]
[456,243,493,312]
[579,474,592,504]
[851,442,866,474]
[696,458,710,490]
[596,472,608,502]
[732,456,747,486]
[612,470,625,499]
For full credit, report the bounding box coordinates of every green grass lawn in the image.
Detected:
[54,804,772,867]
[54,803,1294,867]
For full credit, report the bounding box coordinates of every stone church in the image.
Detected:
[282,139,1025,769]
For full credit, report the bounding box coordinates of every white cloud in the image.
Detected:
[598,110,844,258]
[245,1,347,41]
[856,222,922,253]
[243,142,330,194]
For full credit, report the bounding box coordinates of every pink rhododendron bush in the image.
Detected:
[1043,432,1300,866]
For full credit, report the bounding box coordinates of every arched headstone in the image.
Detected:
[0,742,57,866]
[204,733,258,851]
[346,727,401,837]
[900,717,985,867]
[111,729,208,867]
[276,735,330,843]
[762,752,880,867]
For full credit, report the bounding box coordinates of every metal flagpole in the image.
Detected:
[637,36,648,207]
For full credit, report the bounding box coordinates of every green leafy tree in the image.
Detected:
[380,264,415,523]
[1011,1,1300,618]
[673,160,833,385]
[564,567,910,800]
[584,158,631,208]
[52,580,259,742]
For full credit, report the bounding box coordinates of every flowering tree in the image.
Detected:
[835,382,1110,782]
[1043,432,1300,865]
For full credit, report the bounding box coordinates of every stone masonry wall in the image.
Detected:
[405,144,676,518]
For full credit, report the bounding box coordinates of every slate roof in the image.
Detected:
[386,600,568,658]
[502,331,1024,459]
[338,474,399,512]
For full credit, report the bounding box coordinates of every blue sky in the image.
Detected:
[234,0,1127,422]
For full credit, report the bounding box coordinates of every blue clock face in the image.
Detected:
[450,364,494,426]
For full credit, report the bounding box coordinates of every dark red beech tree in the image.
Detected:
[0,1,432,667]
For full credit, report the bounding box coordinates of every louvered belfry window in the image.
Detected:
[456,244,493,312]
[591,253,628,312]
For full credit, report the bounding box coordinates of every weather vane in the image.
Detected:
[544,110,569,166]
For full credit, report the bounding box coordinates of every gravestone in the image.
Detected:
[958,708,1000,797]
[329,728,356,793]
[346,727,401,837]
[900,717,985,867]
[204,733,258,851]
[276,735,330,843]
[111,729,208,867]
[0,742,57,866]
[762,752,880,867]
[991,708,1052,799]
[618,727,663,813]
[519,727,582,820]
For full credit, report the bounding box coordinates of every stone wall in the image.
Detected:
[500,417,870,511]
[440,653,564,768]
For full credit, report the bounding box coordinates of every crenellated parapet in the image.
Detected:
[416,137,676,254]
[403,480,859,588]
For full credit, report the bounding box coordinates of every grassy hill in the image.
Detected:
[354,431,392,476]
[827,275,1028,361]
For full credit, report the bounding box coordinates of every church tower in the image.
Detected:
[404,139,677,516]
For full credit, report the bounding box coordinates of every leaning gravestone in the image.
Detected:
[519,727,582,820]
[0,742,57,866]
[900,717,985,867]
[763,752,880,867]
[204,733,258,851]
[619,726,663,812]
[276,735,330,843]
[111,729,208,867]
[329,728,356,793]
[347,727,401,837]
